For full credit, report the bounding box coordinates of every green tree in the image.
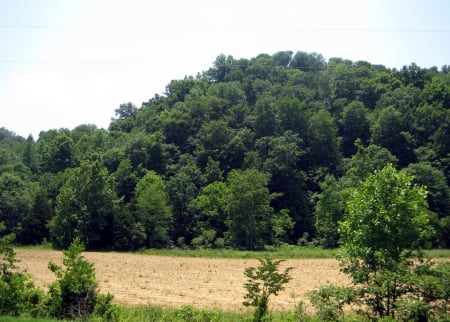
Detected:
[406,162,450,219]
[0,172,33,235]
[371,106,414,166]
[135,171,172,248]
[224,169,277,250]
[314,174,345,248]
[109,102,137,133]
[189,181,228,248]
[257,132,310,241]
[307,109,342,174]
[193,119,234,168]
[21,134,37,173]
[339,100,370,156]
[342,141,398,186]
[253,95,279,138]
[243,259,292,322]
[44,132,75,173]
[18,186,52,244]
[166,156,203,244]
[277,97,309,136]
[339,164,434,319]
[50,156,117,249]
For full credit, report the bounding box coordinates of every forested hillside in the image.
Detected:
[1,51,450,250]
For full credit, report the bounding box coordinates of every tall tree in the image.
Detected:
[339,164,434,319]
[224,169,277,250]
[371,106,414,166]
[0,172,33,235]
[314,174,344,248]
[307,109,342,174]
[50,155,117,249]
[166,156,203,244]
[339,101,370,156]
[135,171,172,248]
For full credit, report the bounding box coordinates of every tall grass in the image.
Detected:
[16,243,450,260]
[140,244,344,259]
[1,318,61,322]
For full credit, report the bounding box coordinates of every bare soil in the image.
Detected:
[15,249,349,312]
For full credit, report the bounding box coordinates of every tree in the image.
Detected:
[406,162,450,219]
[166,157,203,244]
[18,186,52,244]
[50,156,117,249]
[253,95,279,138]
[44,132,75,173]
[135,171,172,248]
[109,102,137,133]
[192,119,233,168]
[342,141,398,186]
[224,169,277,250]
[339,101,370,156]
[0,172,33,235]
[307,109,342,174]
[243,259,292,322]
[189,181,228,248]
[290,51,325,72]
[339,164,434,319]
[314,174,345,248]
[371,106,414,166]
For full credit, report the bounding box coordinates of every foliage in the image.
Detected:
[45,237,116,320]
[224,169,281,250]
[314,174,344,248]
[339,164,435,319]
[0,223,42,316]
[243,258,292,322]
[1,50,450,254]
[50,156,116,249]
[134,170,172,248]
[308,284,355,321]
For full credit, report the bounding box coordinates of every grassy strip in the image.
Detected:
[139,245,344,259]
[15,243,450,259]
[1,318,61,322]
[425,248,450,258]
[2,305,362,322]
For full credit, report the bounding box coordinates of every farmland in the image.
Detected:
[15,249,348,312]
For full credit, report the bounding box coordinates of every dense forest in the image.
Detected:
[1,51,450,251]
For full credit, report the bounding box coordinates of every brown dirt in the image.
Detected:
[15,249,349,312]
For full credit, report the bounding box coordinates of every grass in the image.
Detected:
[16,243,450,260]
[139,244,345,259]
[2,305,362,322]
[424,248,450,258]
[1,318,60,322]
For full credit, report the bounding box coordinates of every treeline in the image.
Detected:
[1,51,450,250]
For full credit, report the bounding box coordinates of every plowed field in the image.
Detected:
[15,249,348,312]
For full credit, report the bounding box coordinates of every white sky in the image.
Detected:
[1,0,449,138]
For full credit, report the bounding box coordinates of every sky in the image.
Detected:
[1,0,449,139]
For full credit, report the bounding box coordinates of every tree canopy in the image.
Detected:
[1,50,450,250]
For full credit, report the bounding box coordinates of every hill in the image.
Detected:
[1,51,449,250]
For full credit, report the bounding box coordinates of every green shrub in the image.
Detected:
[0,223,43,316]
[45,237,117,320]
[243,259,292,322]
[308,284,355,321]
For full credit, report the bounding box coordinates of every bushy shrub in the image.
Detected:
[308,284,355,321]
[44,237,117,320]
[0,223,42,316]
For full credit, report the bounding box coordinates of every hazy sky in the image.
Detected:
[1,0,449,138]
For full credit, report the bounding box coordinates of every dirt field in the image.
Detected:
[15,249,348,312]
